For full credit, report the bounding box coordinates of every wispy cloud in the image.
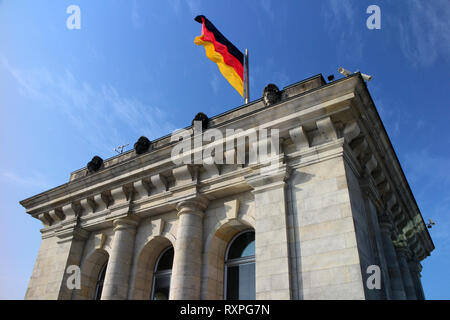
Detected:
[325,0,356,28]
[185,0,202,16]
[260,0,275,21]
[322,0,364,62]
[393,0,450,67]
[131,0,142,29]
[211,73,220,94]
[168,0,202,17]
[168,0,182,16]
[1,171,51,190]
[1,57,176,156]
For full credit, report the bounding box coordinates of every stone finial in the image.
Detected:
[192,112,209,130]
[134,136,152,155]
[87,156,103,173]
[262,83,281,107]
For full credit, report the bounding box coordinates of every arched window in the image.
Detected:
[151,246,174,300]
[224,230,255,300]
[94,262,107,300]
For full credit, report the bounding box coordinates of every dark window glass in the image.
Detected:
[153,274,171,300]
[94,263,107,300]
[225,231,255,300]
[226,262,255,300]
[151,247,173,300]
[227,232,255,260]
[156,247,174,271]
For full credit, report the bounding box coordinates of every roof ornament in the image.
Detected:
[262,83,281,107]
[134,136,152,155]
[87,156,103,173]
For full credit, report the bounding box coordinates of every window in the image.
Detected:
[94,262,107,300]
[224,231,255,300]
[151,246,174,300]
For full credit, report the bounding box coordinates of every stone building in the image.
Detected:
[20,73,434,300]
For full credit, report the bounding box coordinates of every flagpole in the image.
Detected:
[244,49,249,104]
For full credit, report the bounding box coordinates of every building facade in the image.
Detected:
[20,74,434,300]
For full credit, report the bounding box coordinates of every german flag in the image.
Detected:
[194,15,244,97]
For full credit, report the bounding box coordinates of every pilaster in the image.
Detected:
[245,165,291,299]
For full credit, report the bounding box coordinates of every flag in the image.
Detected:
[194,15,244,97]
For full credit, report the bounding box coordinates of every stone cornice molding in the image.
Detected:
[20,81,356,215]
[244,163,290,194]
[19,74,433,261]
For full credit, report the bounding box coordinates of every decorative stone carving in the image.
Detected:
[80,198,96,216]
[289,126,310,151]
[150,174,168,193]
[37,212,53,226]
[87,156,103,173]
[262,84,281,107]
[350,137,368,158]
[151,218,165,236]
[173,165,194,187]
[192,112,209,130]
[343,121,361,144]
[94,233,107,250]
[49,208,65,222]
[134,136,152,155]
[133,179,151,199]
[316,116,338,141]
[224,199,240,221]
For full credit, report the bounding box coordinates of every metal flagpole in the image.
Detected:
[244,49,249,104]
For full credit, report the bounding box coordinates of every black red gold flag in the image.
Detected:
[194,15,244,97]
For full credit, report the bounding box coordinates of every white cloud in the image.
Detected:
[1,57,176,156]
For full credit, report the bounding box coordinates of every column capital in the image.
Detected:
[176,196,209,218]
[394,241,410,258]
[245,164,290,193]
[112,215,140,232]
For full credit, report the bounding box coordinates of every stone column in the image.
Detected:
[394,244,417,300]
[101,216,139,300]
[169,197,208,300]
[246,165,291,300]
[378,217,406,300]
[408,260,425,300]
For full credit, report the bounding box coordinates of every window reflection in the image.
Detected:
[94,263,107,300]
[151,247,174,300]
[225,231,255,300]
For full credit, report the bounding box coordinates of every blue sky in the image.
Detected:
[0,0,448,299]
